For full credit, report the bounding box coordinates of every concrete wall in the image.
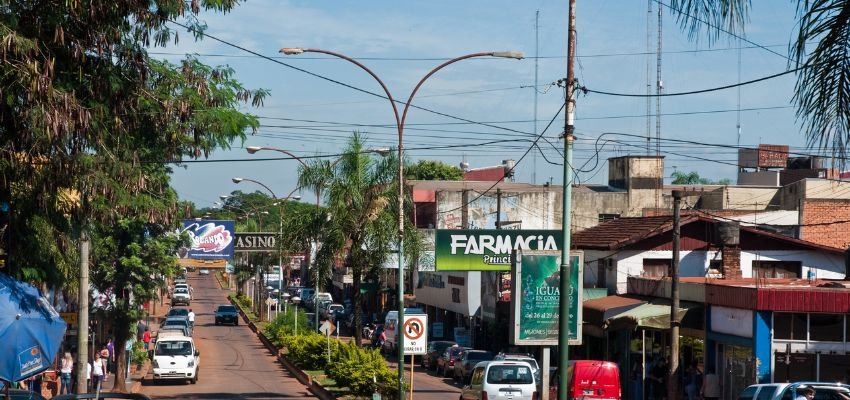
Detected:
[721,187,780,210]
[572,191,629,231]
[739,250,845,279]
[738,171,780,186]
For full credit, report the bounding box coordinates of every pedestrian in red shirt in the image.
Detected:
[142,328,151,350]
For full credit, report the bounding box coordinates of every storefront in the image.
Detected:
[771,312,850,383]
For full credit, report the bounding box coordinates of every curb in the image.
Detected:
[129,361,150,394]
[229,297,335,400]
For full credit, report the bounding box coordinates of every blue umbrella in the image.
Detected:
[0,273,67,384]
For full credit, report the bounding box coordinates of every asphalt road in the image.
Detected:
[140,273,316,400]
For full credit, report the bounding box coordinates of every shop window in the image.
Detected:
[642,259,671,277]
[773,352,815,383]
[774,313,807,340]
[809,314,844,342]
[752,260,801,279]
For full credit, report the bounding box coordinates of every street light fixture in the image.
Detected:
[280,46,523,399]
[232,177,301,310]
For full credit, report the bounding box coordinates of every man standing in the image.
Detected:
[188,309,196,328]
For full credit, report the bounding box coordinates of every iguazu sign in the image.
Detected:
[181,220,235,259]
[435,229,562,271]
[235,232,278,252]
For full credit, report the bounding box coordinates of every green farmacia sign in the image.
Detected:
[435,229,562,271]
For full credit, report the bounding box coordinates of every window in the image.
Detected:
[774,313,807,340]
[486,365,534,384]
[809,314,844,342]
[643,259,672,277]
[752,260,801,279]
[471,367,485,385]
[755,386,779,400]
[598,213,620,223]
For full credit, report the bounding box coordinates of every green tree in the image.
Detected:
[671,170,731,185]
[668,0,850,162]
[0,1,266,391]
[406,159,464,181]
[289,133,420,346]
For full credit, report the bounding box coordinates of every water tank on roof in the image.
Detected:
[502,159,516,179]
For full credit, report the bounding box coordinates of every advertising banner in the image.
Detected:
[181,220,235,259]
[510,250,582,346]
[435,229,561,271]
[235,232,277,252]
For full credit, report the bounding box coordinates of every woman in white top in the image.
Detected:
[91,352,106,391]
[60,352,73,394]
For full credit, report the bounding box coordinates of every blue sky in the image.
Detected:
[163,1,805,209]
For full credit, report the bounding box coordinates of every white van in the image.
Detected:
[382,308,424,354]
[152,333,200,385]
[460,360,538,400]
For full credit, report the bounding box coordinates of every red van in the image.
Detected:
[550,360,621,400]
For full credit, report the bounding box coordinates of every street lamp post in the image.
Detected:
[281,47,523,399]
[232,177,301,313]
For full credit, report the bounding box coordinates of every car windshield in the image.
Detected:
[155,341,192,356]
[167,309,188,316]
[450,348,466,357]
[487,365,534,384]
[175,288,188,294]
[217,306,237,313]
[164,320,187,327]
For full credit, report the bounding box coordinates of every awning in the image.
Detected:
[582,295,703,336]
[583,295,646,328]
[605,299,703,331]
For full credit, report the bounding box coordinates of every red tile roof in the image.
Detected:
[571,215,698,250]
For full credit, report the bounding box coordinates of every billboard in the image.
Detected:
[181,220,235,259]
[510,250,582,346]
[435,229,561,271]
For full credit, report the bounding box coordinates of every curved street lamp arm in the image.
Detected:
[296,48,402,134]
[399,52,498,138]
[237,178,279,199]
[248,147,309,168]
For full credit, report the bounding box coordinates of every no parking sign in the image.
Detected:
[402,314,427,355]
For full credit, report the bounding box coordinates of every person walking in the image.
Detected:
[188,309,196,328]
[91,352,107,391]
[684,360,703,400]
[106,338,115,373]
[60,352,74,395]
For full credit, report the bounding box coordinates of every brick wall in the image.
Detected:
[721,246,742,279]
[800,199,850,249]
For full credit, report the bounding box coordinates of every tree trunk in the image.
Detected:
[111,313,130,392]
[352,265,362,347]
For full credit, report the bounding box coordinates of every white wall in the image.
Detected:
[603,249,846,293]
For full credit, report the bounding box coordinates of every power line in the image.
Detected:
[579,66,801,98]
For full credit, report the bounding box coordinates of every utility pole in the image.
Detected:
[76,229,90,395]
[668,190,682,400]
[558,1,576,400]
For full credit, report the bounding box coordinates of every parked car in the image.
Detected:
[172,287,191,306]
[421,340,456,371]
[437,346,469,377]
[198,268,210,275]
[550,360,621,400]
[214,304,239,326]
[460,360,538,400]
[322,303,346,321]
[738,382,850,400]
[454,350,495,384]
[166,308,189,318]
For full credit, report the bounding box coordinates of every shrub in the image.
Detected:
[264,307,310,346]
[326,340,400,397]
[282,333,341,370]
[130,340,147,367]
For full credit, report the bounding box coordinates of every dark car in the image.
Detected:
[214,304,239,326]
[161,316,192,337]
[437,346,469,377]
[453,349,495,384]
[166,307,189,318]
[421,340,456,371]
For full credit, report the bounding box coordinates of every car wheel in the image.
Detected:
[191,370,198,384]
[152,378,159,386]
[234,320,238,326]
[215,321,219,326]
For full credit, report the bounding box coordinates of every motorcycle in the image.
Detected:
[362,324,374,341]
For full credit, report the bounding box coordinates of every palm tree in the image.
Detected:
[668,1,850,162]
[291,133,420,346]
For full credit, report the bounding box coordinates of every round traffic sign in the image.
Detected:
[403,318,424,340]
